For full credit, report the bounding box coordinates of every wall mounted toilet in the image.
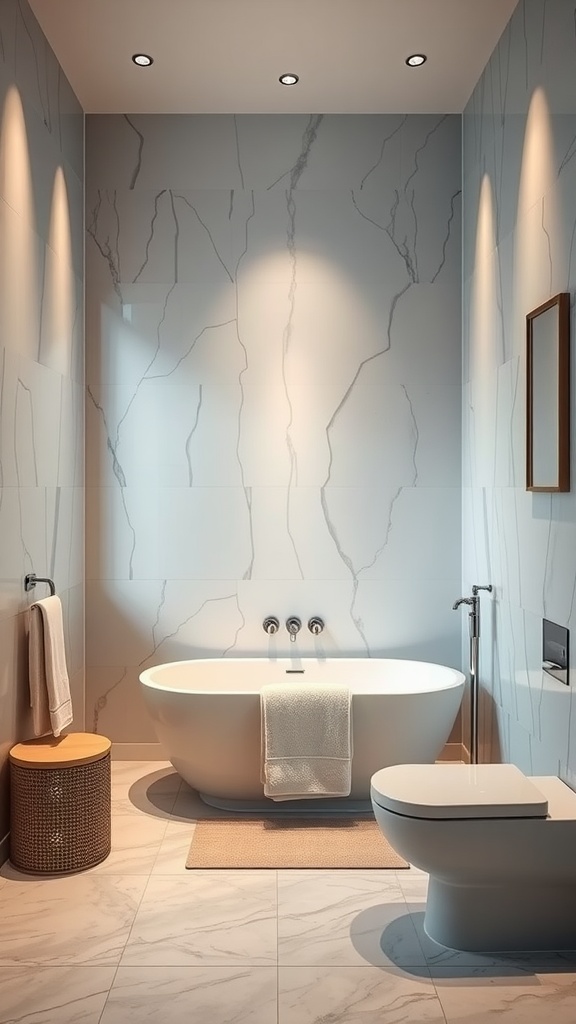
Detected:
[371,763,576,952]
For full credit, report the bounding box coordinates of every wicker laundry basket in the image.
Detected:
[9,733,111,873]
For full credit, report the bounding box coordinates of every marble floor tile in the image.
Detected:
[434,969,576,1022]
[150,821,197,874]
[6,760,576,1024]
[88,813,168,874]
[277,870,427,968]
[111,762,181,818]
[111,786,180,819]
[100,966,277,1024]
[121,872,278,966]
[0,875,146,965]
[0,966,116,1024]
[279,965,446,1023]
[110,761,178,791]
[398,873,429,902]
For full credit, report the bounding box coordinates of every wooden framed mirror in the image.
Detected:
[526,292,570,492]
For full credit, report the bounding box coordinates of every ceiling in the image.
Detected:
[29,0,518,115]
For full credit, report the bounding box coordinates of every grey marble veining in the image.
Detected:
[121,873,277,967]
[85,113,462,741]
[100,966,278,1024]
[0,966,116,1024]
[435,970,576,1023]
[277,870,425,968]
[0,875,146,965]
[278,966,446,1024]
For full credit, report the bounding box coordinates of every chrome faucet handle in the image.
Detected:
[472,584,493,596]
[308,617,324,635]
[263,616,280,635]
[286,617,301,642]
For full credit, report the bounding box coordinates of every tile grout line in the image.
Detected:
[99,767,171,1020]
[104,767,169,981]
[88,769,172,1024]
[147,787,179,873]
[95,962,121,1024]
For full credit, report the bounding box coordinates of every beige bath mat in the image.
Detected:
[186,816,409,869]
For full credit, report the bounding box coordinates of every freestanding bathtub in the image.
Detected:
[139,658,465,808]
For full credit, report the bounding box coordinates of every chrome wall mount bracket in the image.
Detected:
[24,573,56,597]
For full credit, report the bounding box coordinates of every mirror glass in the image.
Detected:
[526,292,570,492]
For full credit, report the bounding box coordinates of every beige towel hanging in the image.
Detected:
[28,596,73,737]
[260,681,352,801]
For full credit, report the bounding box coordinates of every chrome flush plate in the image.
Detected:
[543,618,569,686]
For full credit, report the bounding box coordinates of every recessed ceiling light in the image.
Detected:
[279,73,299,86]
[405,54,427,67]
[132,53,154,67]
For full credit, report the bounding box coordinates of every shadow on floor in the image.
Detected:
[349,906,576,978]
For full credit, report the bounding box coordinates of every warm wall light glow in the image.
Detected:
[468,173,499,482]
[514,86,561,325]
[48,167,73,267]
[0,86,34,219]
[41,167,75,375]
[518,87,555,219]
[470,173,499,377]
[0,86,40,359]
[238,247,381,378]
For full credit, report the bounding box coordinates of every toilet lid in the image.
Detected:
[371,763,549,819]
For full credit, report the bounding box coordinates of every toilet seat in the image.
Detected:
[370,763,549,819]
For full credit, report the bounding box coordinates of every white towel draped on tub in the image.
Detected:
[260,682,352,801]
[28,596,73,737]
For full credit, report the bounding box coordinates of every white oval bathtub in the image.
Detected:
[139,658,465,808]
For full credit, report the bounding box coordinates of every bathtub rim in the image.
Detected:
[139,656,466,697]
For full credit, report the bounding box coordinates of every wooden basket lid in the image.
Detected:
[9,732,111,768]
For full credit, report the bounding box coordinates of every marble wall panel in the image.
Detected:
[86,113,424,193]
[0,0,84,853]
[86,112,463,746]
[84,575,463,744]
[463,0,576,775]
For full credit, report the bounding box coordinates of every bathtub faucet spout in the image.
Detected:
[286,617,301,642]
[452,597,474,610]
